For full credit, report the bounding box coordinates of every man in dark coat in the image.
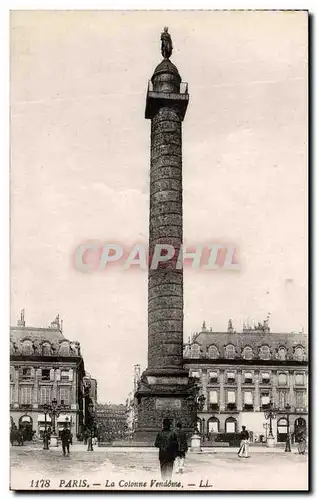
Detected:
[61,424,72,456]
[155,419,178,480]
[175,422,188,474]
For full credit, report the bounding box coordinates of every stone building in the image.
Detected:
[95,403,127,441]
[183,320,308,442]
[10,312,87,440]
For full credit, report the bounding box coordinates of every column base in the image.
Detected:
[134,369,197,442]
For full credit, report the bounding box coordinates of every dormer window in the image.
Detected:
[259,345,271,360]
[207,345,219,359]
[190,344,200,359]
[242,346,253,360]
[225,344,236,360]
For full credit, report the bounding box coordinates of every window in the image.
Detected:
[208,371,218,384]
[61,371,70,381]
[294,346,305,362]
[295,391,306,409]
[227,372,236,383]
[20,386,32,405]
[207,345,219,359]
[22,341,33,356]
[242,346,253,360]
[259,345,271,360]
[225,344,236,360]
[261,393,270,408]
[41,369,50,381]
[10,385,14,404]
[40,386,51,405]
[209,390,218,404]
[227,390,236,406]
[295,373,305,386]
[278,390,289,409]
[225,417,237,433]
[21,367,32,380]
[278,373,288,386]
[244,372,253,384]
[191,371,201,379]
[42,342,52,356]
[59,387,70,406]
[208,417,219,433]
[10,367,14,382]
[190,344,200,359]
[278,347,287,361]
[244,391,253,410]
[261,372,270,384]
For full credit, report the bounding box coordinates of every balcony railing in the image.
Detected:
[147,80,188,95]
[208,403,219,412]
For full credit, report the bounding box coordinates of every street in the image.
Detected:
[10,444,308,491]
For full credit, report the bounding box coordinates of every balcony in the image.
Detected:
[226,378,236,385]
[226,403,237,411]
[208,403,219,412]
[244,379,253,384]
[243,404,254,412]
[208,378,218,385]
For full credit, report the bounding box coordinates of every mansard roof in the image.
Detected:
[10,326,65,344]
[189,330,308,351]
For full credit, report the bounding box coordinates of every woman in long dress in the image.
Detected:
[238,426,250,458]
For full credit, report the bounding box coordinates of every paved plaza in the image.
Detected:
[10,444,308,491]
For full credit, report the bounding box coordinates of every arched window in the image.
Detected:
[42,342,52,356]
[22,340,33,356]
[277,418,288,442]
[59,341,70,356]
[190,343,200,359]
[207,417,220,434]
[225,344,236,360]
[207,345,219,359]
[277,347,287,361]
[225,416,237,433]
[259,345,271,360]
[294,346,305,362]
[242,346,253,360]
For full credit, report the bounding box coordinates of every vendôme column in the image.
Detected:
[134,28,196,440]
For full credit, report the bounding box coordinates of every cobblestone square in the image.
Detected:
[10,445,308,491]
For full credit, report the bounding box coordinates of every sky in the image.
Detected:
[10,10,308,403]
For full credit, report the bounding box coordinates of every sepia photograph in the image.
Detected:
[9,9,308,491]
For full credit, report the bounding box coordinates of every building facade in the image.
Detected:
[95,404,127,441]
[183,320,308,442]
[10,313,87,440]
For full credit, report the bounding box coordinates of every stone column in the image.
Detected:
[219,370,225,412]
[254,370,260,411]
[237,370,242,411]
[148,105,183,372]
[271,370,277,406]
[14,368,19,407]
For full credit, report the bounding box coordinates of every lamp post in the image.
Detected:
[49,398,61,447]
[263,422,269,442]
[264,400,278,447]
[42,403,50,450]
[87,402,95,452]
[285,404,292,452]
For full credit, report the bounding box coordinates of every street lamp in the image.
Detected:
[264,400,278,444]
[87,402,95,452]
[49,398,61,447]
[285,404,292,452]
[263,422,269,442]
[42,403,50,450]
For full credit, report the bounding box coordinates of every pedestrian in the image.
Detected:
[155,418,179,480]
[297,428,307,455]
[61,424,72,456]
[175,422,188,474]
[238,425,250,458]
